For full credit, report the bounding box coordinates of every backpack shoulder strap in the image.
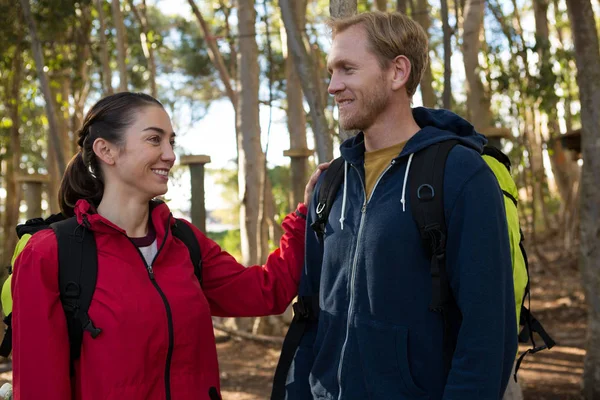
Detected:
[52,217,101,371]
[409,140,459,373]
[409,140,458,311]
[172,219,203,287]
[310,157,346,238]
[271,295,319,400]
[482,145,511,172]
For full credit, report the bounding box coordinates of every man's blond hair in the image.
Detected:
[327,11,429,97]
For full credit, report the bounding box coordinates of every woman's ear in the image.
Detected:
[391,55,412,92]
[92,138,117,166]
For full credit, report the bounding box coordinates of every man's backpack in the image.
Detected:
[0,212,203,370]
[270,140,555,399]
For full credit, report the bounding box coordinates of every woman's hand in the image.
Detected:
[304,161,332,206]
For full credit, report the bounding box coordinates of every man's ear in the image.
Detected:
[93,138,117,166]
[391,55,412,91]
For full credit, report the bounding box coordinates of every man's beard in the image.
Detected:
[339,82,389,131]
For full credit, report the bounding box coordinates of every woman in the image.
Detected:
[11,92,325,400]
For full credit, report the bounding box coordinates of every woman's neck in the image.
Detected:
[97,190,150,237]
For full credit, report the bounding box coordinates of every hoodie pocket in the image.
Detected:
[356,318,429,399]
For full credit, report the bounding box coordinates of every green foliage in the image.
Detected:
[207,229,241,260]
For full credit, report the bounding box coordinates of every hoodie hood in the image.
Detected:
[339,107,487,164]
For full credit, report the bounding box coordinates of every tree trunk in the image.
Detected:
[112,0,128,92]
[441,0,452,109]
[461,0,492,132]
[97,0,113,95]
[19,0,66,174]
[524,107,547,234]
[397,0,407,13]
[128,0,157,97]
[280,0,332,163]
[285,0,309,207]
[1,44,24,274]
[237,0,263,268]
[564,1,600,398]
[72,2,93,152]
[533,0,580,209]
[188,0,237,107]
[330,0,357,17]
[329,0,359,143]
[374,0,387,11]
[413,0,436,107]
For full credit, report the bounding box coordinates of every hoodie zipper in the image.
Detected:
[337,162,395,399]
[99,215,175,400]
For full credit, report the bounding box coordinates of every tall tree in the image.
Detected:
[237,0,264,266]
[188,0,237,107]
[564,0,600,397]
[280,0,333,163]
[374,0,387,11]
[284,0,309,207]
[97,0,113,95]
[329,0,358,142]
[330,0,357,17]
[461,0,492,133]
[128,0,158,97]
[112,0,128,91]
[70,1,93,152]
[440,0,452,108]
[19,0,66,174]
[1,37,25,274]
[397,0,407,14]
[413,0,436,107]
[533,0,579,215]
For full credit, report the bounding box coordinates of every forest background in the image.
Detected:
[1,0,599,398]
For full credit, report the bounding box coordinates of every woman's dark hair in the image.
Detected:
[59,92,163,217]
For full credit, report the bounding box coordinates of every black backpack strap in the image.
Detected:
[409,140,459,372]
[482,145,511,172]
[52,217,101,374]
[409,140,458,311]
[310,157,346,239]
[271,294,320,400]
[513,230,555,380]
[0,314,12,358]
[172,219,203,286]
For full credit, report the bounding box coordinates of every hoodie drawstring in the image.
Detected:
[339,161,348,230]
[400,153,414,212]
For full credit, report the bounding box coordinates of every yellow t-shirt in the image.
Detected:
[364,141,406,201]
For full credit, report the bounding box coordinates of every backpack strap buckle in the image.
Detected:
[82,316,102,339]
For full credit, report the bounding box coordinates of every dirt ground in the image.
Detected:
[0,237,586,399]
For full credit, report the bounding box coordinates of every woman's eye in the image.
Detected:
[170,140,176,147]
[148,136,160,144]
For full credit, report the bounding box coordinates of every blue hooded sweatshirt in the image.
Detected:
[285,108,517,400]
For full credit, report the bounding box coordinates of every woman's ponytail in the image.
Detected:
[58,151,104,217]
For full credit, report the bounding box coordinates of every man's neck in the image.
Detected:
[363,104,421,152]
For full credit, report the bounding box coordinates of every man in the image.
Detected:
[283,11,517,400]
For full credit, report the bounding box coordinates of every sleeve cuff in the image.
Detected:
[295,203,308,219]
